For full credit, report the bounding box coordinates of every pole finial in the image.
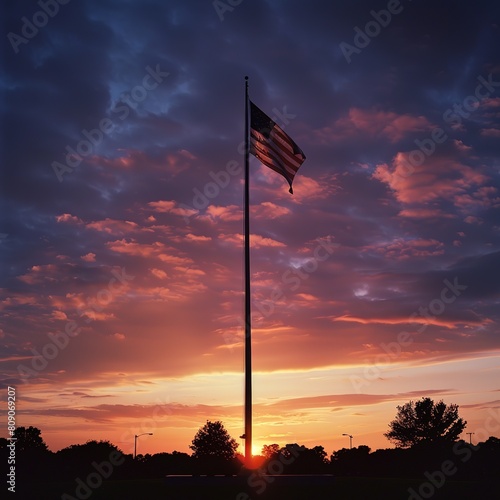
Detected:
[245,75,248,80]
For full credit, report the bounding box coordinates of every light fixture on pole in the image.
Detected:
[342,433,353,449]
[134,432,153,459]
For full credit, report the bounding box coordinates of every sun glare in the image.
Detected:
[252,443,263,456]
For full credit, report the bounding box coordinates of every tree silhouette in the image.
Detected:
[384,397,466,448]
[190,420,238,460]
[55,439,128,481]
[9,427,51,493]
[331,445,371,476]
[261,443,280,460]
[13,426,48,453]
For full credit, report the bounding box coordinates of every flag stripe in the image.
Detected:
[250,125,304,172]
[250,130,301,175]
[264,127,303,169]
[249,101,305,193]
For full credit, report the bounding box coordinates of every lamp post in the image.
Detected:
[466,432,474,445]
[342,433,353,449]
[134,433,153,459]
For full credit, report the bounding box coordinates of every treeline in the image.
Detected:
[3,430,500,482]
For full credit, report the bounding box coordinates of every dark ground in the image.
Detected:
[18,476,500,500]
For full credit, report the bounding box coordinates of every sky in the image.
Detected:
[1,0,500,458]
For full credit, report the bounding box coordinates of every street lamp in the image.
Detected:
[134,433,153,459]
[342,433,353,449]
[466,432,474,445]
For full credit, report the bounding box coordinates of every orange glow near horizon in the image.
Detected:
[12,352,500,456]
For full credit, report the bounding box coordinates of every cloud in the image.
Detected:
[218,233,286,248]
[150,268,168,279]
[373,153,488,205]
[312,108,433,145]
[148,200,197,218]
[202,205,242,222]
[398,208,456,219]
[56,214,83,224]
[86,218,139,234]
[106,239,165,257]
[252,202,291,219]
[480,127,500,137]
[366,238,445,260]
[262,390,455,412]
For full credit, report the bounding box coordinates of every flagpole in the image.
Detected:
[244,75,252,466]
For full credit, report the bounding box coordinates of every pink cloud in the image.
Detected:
[0,293,39,310]
[164,149,197,174]
[17,264,61,284]
[51,310,68,321]
[454,186,500,209]
[150,268,168,279]
[203,205,241,222]
[184,233,212,243]
[373,153,488,205]
[453,140,472,152]
[365,238,445,260]
[254,168,336,202]
[170,233,212,244]
[330,313,485,329]
[295,293,316,301]
[464,216,483,224]
[106,239,164,257]
[106,239,194,267]
[252,202,291,219]
[91,149,196,174]
[148,200,197,218]
[311,108,433,145]
[157,253,193,265]
[81,253,96,262]
[148,200,176,212]
[56,213,83,224]
[480,128,500,137]
[218,233,285,248]
[398,208,455,219]
[292,174,338,202]
[480,97,500,108]
[131,281,207,301]
[86,219,139,235]
[262,391,450,412]
[173,267,205,277]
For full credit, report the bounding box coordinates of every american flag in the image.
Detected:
[249,101,306,194]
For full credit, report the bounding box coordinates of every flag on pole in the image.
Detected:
[249,101,306,194]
